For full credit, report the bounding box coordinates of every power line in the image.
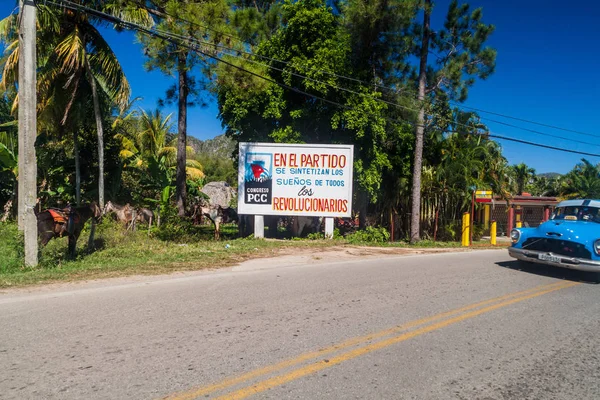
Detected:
[487,134,600,158]
[43,0,600,159]
[132,24,600,149]
[449,102,599,138]
[209,45,600,148]
[113,18,600,149]
[130,0,600,140]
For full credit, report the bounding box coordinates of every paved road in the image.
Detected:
[1,250,600,400]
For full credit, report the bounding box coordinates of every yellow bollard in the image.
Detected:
[462,213,466,245]
[462,212,470,247]
[461,213,466,245]
[460,214,465,246]
[484,204,490,230]
[490,221,497,245]
[516,221,522,228]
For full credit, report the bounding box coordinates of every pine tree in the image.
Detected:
[410,0,496,242]
[138,0,229,217]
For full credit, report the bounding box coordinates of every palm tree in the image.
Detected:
[510,163,536,195]
[561,159,600,199]
[480,140,511,200]
[53,8,134,210]
[528,175,562,197]
[115,108,204,207]
[1,3,154,209]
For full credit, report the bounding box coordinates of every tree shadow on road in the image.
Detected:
[495,260,600,284]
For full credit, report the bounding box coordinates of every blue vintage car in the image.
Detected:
[508,199,600,272]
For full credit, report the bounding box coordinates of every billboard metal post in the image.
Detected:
[325,217,334,239]
[254,215,264,239]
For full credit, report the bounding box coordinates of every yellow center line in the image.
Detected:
[162,281,570,400]
[216,281,579,400]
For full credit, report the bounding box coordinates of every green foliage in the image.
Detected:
[154,215,199,242]
[561,159,600,199]
[523,161,600,200]
[0,0,573,257]
[196,153,236,186]
[0,223,23,273]
[346,226,390,243]
[437,220,461,242]
[305,231,323,240]
[472,224,485,242]
[187,178,208,198]
[219,0,397,200]
[0,94,17,208]
[342,0,416,86]
[426,0,497,101]
[0,142,16,172]
[510,162,536,195]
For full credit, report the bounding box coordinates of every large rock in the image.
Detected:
[201,181,236,208]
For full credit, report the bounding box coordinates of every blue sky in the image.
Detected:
[1,0,599,174]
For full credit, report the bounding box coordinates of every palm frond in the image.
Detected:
[103,4,154,28]
[55,26,86,74]
[35,5,61,36]
[0,40,19,92]
[86,24,130,109]
[0,13,18,42]
[186,167,205,180]
[186,158,203,170]
[112,96,142,129]
[158,146,177,159]
[0,142,17,172]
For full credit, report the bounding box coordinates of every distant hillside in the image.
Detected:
[187,135,236,159]
[537,172,562,179]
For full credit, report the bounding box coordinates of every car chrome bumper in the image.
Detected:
[508,247,600,272]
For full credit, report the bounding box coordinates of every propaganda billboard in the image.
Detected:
[237,143,354,217]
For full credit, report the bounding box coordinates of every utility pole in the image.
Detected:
[18,0,38,266]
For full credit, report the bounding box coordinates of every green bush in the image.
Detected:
[472,224,486,242]
[305,232,323,240]
[155,216,200,242]
[0,222,23,272]
[346,226,390,244]
[305,227,343,240]
[438,220,461,241]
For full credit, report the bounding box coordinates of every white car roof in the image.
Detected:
[556,199,600,208]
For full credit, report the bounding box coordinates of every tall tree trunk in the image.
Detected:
[85,57,104,210]
[73,129,81,206]
[176,52,188,217]
[409,0,431,244]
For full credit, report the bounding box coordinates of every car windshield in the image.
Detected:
[551,206,600,223]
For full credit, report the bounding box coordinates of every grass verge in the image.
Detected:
[0,222,504,288]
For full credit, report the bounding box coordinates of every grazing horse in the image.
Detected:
[192,198,238,240]
[103,201,132,226]
[37,202,102,258]
[103,201,153,230]
[135,207,154,228]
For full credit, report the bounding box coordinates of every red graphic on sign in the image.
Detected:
[251,163,266,179]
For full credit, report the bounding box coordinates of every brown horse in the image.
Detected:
[37,202,102,258]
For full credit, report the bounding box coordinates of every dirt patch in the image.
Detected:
[232,245,473,271]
